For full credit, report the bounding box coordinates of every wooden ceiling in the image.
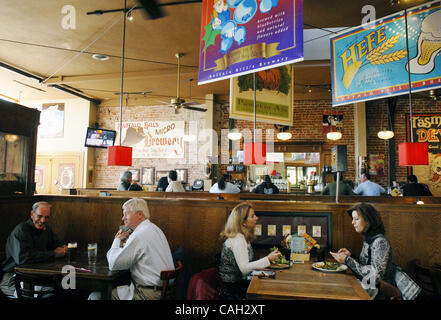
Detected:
[0,0,429,106]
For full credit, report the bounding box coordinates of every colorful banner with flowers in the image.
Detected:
[198,0,303,85]
[331,0,441,106]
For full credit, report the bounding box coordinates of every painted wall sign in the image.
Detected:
[198,0,303,85]
[115,121,184,159]
[331,0,441,106]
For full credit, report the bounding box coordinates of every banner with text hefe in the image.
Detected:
[115,121,184,159]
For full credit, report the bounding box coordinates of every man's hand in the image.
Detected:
[54,245,67,258]
[115,229,131,242]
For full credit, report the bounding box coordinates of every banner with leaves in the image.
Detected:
[330,0,441,106]
[198,0,303,85]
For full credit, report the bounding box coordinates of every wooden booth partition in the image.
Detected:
[1,195,440,275]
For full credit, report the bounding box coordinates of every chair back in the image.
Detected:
[160,260,182,300]
[380,280,402,300]
[186,267,223,300]
[414,261,440,299]
[14,271,60,300]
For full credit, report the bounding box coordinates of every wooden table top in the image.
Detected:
[247,261,371,300]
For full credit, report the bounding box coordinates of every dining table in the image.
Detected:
[246,261,371,300]
[14,252,131,300]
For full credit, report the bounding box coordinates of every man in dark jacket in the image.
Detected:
[0,201,67,296]
[254,175,279,194]
[402,175,432,196]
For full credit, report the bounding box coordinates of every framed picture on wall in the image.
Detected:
[141,167,155,185]
[155,170,169,184]
[175,169,188,184]
[129,169,140,182]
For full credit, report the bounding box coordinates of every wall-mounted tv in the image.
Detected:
[84,127,116,148]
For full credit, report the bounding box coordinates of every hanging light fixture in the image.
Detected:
[228,129,242,141]
[274,124,292,140]
[326,109,342,141]
[399,9,428,166]
[377,104,394,140]
[108,1,132,166]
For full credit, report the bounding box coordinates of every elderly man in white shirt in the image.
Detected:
[89,198,174,300]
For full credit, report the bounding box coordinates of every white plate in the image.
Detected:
[312,262,348,273]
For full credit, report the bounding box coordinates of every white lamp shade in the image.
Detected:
[377,130,394,140]
[228,131,242,140]
[277,132,292,140]
[326,131,342,140]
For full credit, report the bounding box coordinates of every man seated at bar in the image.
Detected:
[0,201,67,297]
[90,198,174,300]
[354,172,385,196]
[128,179,143,191]
[156,176,169,191]
[254,175,279,194]
[165,170,185,192]
[330,203,420,300]
[402,174,432,196]
[321,172,354,196]
[210,174,240,194]
[218,202,280,299]
[117,170,132,191]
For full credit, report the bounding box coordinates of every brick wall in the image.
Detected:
[93,96,441,190]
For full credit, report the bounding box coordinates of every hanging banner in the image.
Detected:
[198,0,303,85]
[406,113,441,196]
[229,65,293,125]
[115,121,184,159]
[330,0,441,106]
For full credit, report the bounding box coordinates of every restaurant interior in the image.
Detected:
[1,0,441,302]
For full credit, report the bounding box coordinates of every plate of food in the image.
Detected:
[312,261,348,273]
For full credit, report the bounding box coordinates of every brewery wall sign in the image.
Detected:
[114,121,184,159]
[330,0,441,106]
[198,0,303,85]
[406,113,441,196]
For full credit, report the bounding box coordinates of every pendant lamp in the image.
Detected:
[244,73,266,165]
[399,10,428,166]
[108,1,133,166]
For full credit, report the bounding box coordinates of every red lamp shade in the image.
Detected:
[107,146,133,166]
[244,142,266,165]
[398,142,428,166]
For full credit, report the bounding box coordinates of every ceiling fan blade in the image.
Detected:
[155,99,171,105]
[114,91,152,95]
[136,0,164,19]
[183,105,207,112]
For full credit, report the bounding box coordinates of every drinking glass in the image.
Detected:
[67,242,78,262]
[88,243,98,265]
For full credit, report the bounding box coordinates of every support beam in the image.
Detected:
[353,102,367,184]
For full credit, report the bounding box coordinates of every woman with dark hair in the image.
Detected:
[209,174,240,194]
[219,202,280,299]
[254,175,279,194]
[331,203,420,300]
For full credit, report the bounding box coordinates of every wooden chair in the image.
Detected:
[160,260,182,300]
[380,280,402,300]
[413,261,440,300]
[14,271,60,300]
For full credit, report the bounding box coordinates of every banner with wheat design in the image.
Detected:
[330,0,441,107]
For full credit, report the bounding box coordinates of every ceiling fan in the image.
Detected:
[159,53,207,113]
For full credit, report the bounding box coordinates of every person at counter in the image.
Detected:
[156,176,169,191]
[0,201,67,297]
[209,174,240,194]
[354,172,385,196]
[166,170,185,192]
[254,175,279,194]
[117,170,132,191]
[402,175,432,196]
[128,179,143,191]
[218,202,280,299]
[321,173,354,196]
[330,203,420,300]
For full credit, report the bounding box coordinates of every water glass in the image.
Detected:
[88,243,98,265]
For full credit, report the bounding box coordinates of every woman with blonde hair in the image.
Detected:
[218,202,280,299]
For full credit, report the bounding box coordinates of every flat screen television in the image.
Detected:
[84,127,116,148]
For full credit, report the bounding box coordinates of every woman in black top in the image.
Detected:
[254,175,279,194]
[156,176,169,191]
